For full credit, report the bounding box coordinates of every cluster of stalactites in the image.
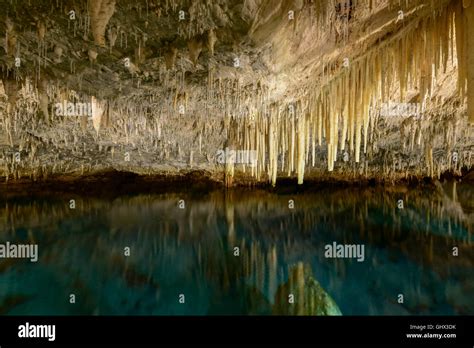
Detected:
[227,0,470,186]
[455,0,474,124]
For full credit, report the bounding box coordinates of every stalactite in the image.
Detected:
[2,76,18,114]
[38,79,49,124]
[1,0,469,185]
[268,107,278,186]
[290,107,295,174]
[425,145,434,177]
[5,18,17,57]
[88,0,116,47]
[269,0,465,182]
[207,29,217,56]
[91,96,105,135]
[296,110,306,183]
[107,27,118,52]
[187,37,203,66]
[88,48,98,64]
[311,107,317,166]
[164,46,178,70]
[464,1,474,124]
[36,19,47,62]
[454,3,466,100]
[340,74,348,152]
[305,111,311,165]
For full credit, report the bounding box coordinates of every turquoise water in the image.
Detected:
[0,182,472,315]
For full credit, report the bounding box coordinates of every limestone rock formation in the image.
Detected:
[0,0,472,185]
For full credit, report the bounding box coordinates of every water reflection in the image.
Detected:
[0,181,472,315]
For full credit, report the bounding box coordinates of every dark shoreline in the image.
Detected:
[0,168,472,198]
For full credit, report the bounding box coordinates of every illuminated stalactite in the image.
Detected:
[2,76,18,115]
[243,0,464,184]
[290,106,295,175]
[227,1,471,185]
[4,18,16,57]
[0,0,472,185]
[88,0,116,47]
[452,1,474,124]
[268,107,278,186]
[38,80,49,124]
[296,111,306,183]
[187,37,203,66]
[91,96,105,136]
[464,0,474,124]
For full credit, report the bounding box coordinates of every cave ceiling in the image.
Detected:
[0,0,473,185]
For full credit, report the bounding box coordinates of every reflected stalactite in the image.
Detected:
[0,182,472,314]
[273,262,342,315]
[224,191,235,245]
